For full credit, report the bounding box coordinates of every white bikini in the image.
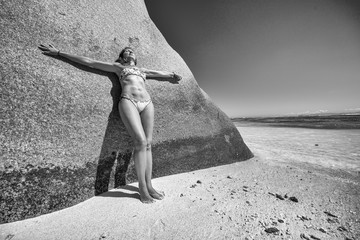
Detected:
[119,67,152,113]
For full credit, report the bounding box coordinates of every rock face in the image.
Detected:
[0,0,253,223]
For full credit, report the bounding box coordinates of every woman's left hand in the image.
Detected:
[173,72,182,81]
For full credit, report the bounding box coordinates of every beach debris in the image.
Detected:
[297,215,312,221]
[327,218,339,224]
[5,234,15,240]
[278,219,284,223]
[264,227,279,234]
[300,233,310,240]
[227,175,232,179]
[268,192,294,201]
[337,226,348,232]
[318,228,326,233]
[246,200,251,206]
[190,184,197,188]
[315,144,319,146]
[99,233,107,239]
[180,193,184,197]
[258,220,266,228]
[300,233,321,240]
[289,196,299,202]
[324,211,338,218]
[309,235,320,240]
[276,194,285,200]
[250,214,258,220]
[304,224,313,229]
[196,180,202,184]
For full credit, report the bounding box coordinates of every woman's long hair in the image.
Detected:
[115,47,137,65]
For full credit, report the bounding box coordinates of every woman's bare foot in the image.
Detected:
[148,187,165,200]
[139,185,155,204]
[140,195,155,204]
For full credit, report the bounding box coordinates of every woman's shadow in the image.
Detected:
[51,55,133,196]
[98,184,140,200]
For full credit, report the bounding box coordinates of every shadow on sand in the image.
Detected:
[99,185,140,200]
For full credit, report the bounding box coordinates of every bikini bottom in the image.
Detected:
[120,94,152,113]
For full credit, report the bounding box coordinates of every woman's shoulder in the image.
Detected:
[112,62,125,74]
[113,62,124,69]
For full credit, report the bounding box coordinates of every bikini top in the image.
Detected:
[119,67,146,81]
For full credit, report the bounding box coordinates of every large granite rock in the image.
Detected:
[0,0,253,223]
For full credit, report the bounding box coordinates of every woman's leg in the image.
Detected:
[140,102,164,200]
[118,99,155,203]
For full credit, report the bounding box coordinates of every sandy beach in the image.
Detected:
[1,125,359,240]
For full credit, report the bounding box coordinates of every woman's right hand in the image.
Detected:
[38,44,60,56]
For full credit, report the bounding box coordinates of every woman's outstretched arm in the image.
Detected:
[142,68,182,81]
[38,44,122,73]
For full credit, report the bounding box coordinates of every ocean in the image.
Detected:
[233,114,360,173]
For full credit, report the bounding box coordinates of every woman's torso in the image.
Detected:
[116,67,150,101]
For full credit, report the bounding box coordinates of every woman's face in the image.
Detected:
[122,48,136,62]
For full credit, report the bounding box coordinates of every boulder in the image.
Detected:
[0,0,253,223]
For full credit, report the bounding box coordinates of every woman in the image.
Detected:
[38,44,182,203]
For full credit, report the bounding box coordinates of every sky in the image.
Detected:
[145,0,360,117]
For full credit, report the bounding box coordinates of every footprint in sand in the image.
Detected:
[149,219,166,238]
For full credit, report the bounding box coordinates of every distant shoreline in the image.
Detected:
[232,114,360,129]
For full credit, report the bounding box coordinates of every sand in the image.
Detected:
[1,126,359,240]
